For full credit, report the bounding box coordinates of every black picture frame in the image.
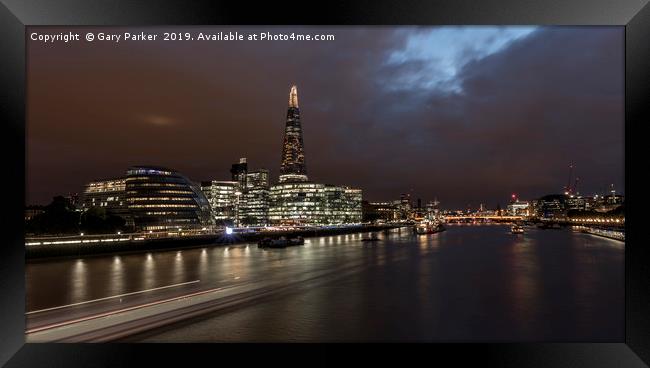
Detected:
[1,0,648,366]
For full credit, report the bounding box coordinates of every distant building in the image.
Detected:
[80,167,212,231]
[535,194,567,219]
[268,183,361,225]
[240,187,270,226]
[25,205,45,221]
[604,194,624,205]
[324,185,362,224]
[399,193,412,218]
[80,178,131,222]
[269,182,326,225]
[595,194,624,213]
[565,195,587,211]
[201,180,240,222]
[125,166,213,231]
[230,158,248,188]
[246,169,270,190]
[363,201,399,222]
[507,200,530,216]
[239,169,271,226]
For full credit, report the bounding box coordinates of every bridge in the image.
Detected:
[443,215,523,223]
[442,215,624,228]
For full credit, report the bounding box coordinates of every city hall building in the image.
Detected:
[80,166,213,232]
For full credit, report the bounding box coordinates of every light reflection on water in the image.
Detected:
[142,253,155,291]
[508,234,540,336]
[71,259,87,302]
[26,225,624,341]
[109,256,124,296]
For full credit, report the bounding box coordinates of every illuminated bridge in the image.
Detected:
[443,215,524,223]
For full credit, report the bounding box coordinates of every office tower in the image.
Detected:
[279,85,308,183]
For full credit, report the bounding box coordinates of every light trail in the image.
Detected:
[26,279,201,315]
[25,284,240,334]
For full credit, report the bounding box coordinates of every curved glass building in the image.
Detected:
[125,166,213,231]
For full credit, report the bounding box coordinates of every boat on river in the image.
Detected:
[511,224,525,234]
[414,220,446,235]
[361,234,381,242]
[258,236,304,248]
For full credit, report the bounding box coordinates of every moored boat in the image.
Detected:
[258,236,304,248]
[414,221,446,235]
[361,234,381,242]
[511,224,525,234]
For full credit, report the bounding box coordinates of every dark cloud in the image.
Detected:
[27,26,623,209]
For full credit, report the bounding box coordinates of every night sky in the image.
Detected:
[27,26,624,209]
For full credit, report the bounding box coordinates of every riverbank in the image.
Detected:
[25,224,402,260]
[573,226,625,242]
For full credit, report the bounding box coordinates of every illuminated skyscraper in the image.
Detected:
[279,85,308,183]
[268,85,362,225]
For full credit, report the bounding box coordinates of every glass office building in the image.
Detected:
[125,166,212,231]
[238,169,270,226]
[240,187,270,226]
[269,182,326,225]
[200,180,240,222]
[268,183,362,225]
[323,185,362,224]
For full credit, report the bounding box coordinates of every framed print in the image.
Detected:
[1,0,648,366]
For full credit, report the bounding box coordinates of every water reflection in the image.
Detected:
[26,226,624,341]
[110,256,124,296]
[198,249,208,277]
[142,253,155,290]
[172,251,185,284]
[71,259,87,302]
[508,235,540,335]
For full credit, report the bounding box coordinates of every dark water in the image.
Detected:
[26,225,624,342]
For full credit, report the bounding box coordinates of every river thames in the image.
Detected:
[26,225,624,342]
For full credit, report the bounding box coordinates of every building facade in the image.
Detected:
[269,182,326,225]
[240,187,270,226]
[323,185,363,224]
[246,169,270,189]
[200,180,240,223]
[239,169,271,226]
[507,200,530,216]
[535,194,568,219]
[80,178,131,223]
[125,166,212,231]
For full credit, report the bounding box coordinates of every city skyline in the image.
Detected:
[27,26,624,208]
